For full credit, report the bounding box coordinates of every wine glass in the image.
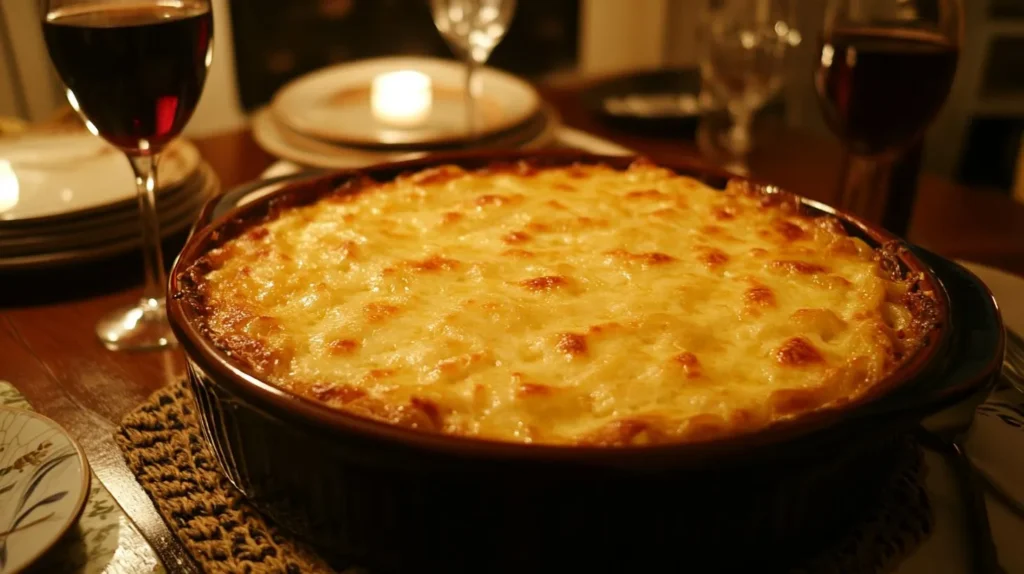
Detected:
[698,0,797,169]
[430,0,517,136]
[42,0,214,351]
[815,0,962,234]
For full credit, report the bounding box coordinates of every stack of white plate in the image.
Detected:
[252,56,557,169]
[0,132,217,272]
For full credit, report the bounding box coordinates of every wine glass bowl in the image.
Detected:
[42,0,213,351]
[815,0,962,235]
[699,0,795,161]
[430,0,516,135]
[816,2,962,158]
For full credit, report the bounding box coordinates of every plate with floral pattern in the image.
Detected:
[0,407,89,573]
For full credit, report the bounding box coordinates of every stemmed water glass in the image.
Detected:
[815,0,962,234]
[430,0,517,136]
[42,0,214,351]
[698,0,797,170]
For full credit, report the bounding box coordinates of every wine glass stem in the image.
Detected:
[127,153,167,310]
[837,153,893,226]
[728,107,754,157]
[465,57,477,137]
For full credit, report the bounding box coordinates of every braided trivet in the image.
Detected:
[117,381,933,574]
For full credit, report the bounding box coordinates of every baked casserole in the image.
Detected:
[179,159,936,446]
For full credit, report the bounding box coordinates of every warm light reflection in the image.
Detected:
[0,160,18,215]
[370,70,433,128]
[67,88,101,136]
[821,44,835,67]
[66,88,81,112]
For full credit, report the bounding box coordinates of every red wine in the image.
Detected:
[815,28,958,157]
[44,2,213,152]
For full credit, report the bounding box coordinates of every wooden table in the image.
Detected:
[3,86,1024,573]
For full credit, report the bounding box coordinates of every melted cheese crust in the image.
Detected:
[189,161,928,445]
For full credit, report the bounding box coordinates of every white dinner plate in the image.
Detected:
[0,162,218,272]
[0,170,206,258]
[0,407,89,574]
[253,103,558,170]
[0,133,200,224]
[271,56,541,147]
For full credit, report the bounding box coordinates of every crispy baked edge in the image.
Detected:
[174,158,942,446]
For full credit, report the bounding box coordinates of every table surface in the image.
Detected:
[3,86,1024,574]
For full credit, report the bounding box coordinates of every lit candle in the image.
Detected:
[371,70,433,128]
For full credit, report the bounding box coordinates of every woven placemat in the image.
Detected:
[117,381,933,574]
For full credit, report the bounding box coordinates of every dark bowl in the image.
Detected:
[168,151,1003,573]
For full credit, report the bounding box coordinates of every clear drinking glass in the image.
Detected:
[816,0,962,234]
[699,0,796,163]
[430,0,517,136]
[42,0,214,351]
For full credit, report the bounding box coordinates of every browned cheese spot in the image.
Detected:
[712,205,737,221]
[408,255,460,273]
[673,352,702,378]
[698,247,730,268]
[554,182,576,192]
[684,414,730,441]
[744,285,776,309]
[363,368,396,382]
[770,260,829,275]
[328,338,359,355]
[587,322,622,335]
[579,418,662,446]
[409,396,446,429]
[565,165,589,179]
[700,224,725,236]
[517,383,553,397]
[502,231,531,244]
[769,387,829,416]
[310,383,366,404]
[773,220,805,241]
[606,249,677,266]
[502,249,535,259]
[246,226,269,241]
[407,165,465,186]
[812,274,853,290]
[474,194,515,207]
[520,275,569,291]
[337,240,359,260]
[441,211,464,225]
[364,302,400,323]
[435,352,487,375]
[546,199,569,210]
[525,222,552,233]
[774,337,825,367]
[555,332,588,357]
[626,189,666,200]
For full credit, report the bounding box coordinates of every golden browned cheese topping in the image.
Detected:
[187,161,930,445]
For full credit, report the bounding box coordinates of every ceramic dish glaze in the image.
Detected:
[170,152,1003,574]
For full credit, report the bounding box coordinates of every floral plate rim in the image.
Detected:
[0,406,90,574]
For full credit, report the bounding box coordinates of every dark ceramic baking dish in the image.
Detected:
[168,152,1004,573]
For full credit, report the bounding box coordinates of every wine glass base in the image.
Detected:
[696,112,752,176]
[96,298,177,351]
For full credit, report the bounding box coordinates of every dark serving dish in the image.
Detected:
[169,152,1004,573]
